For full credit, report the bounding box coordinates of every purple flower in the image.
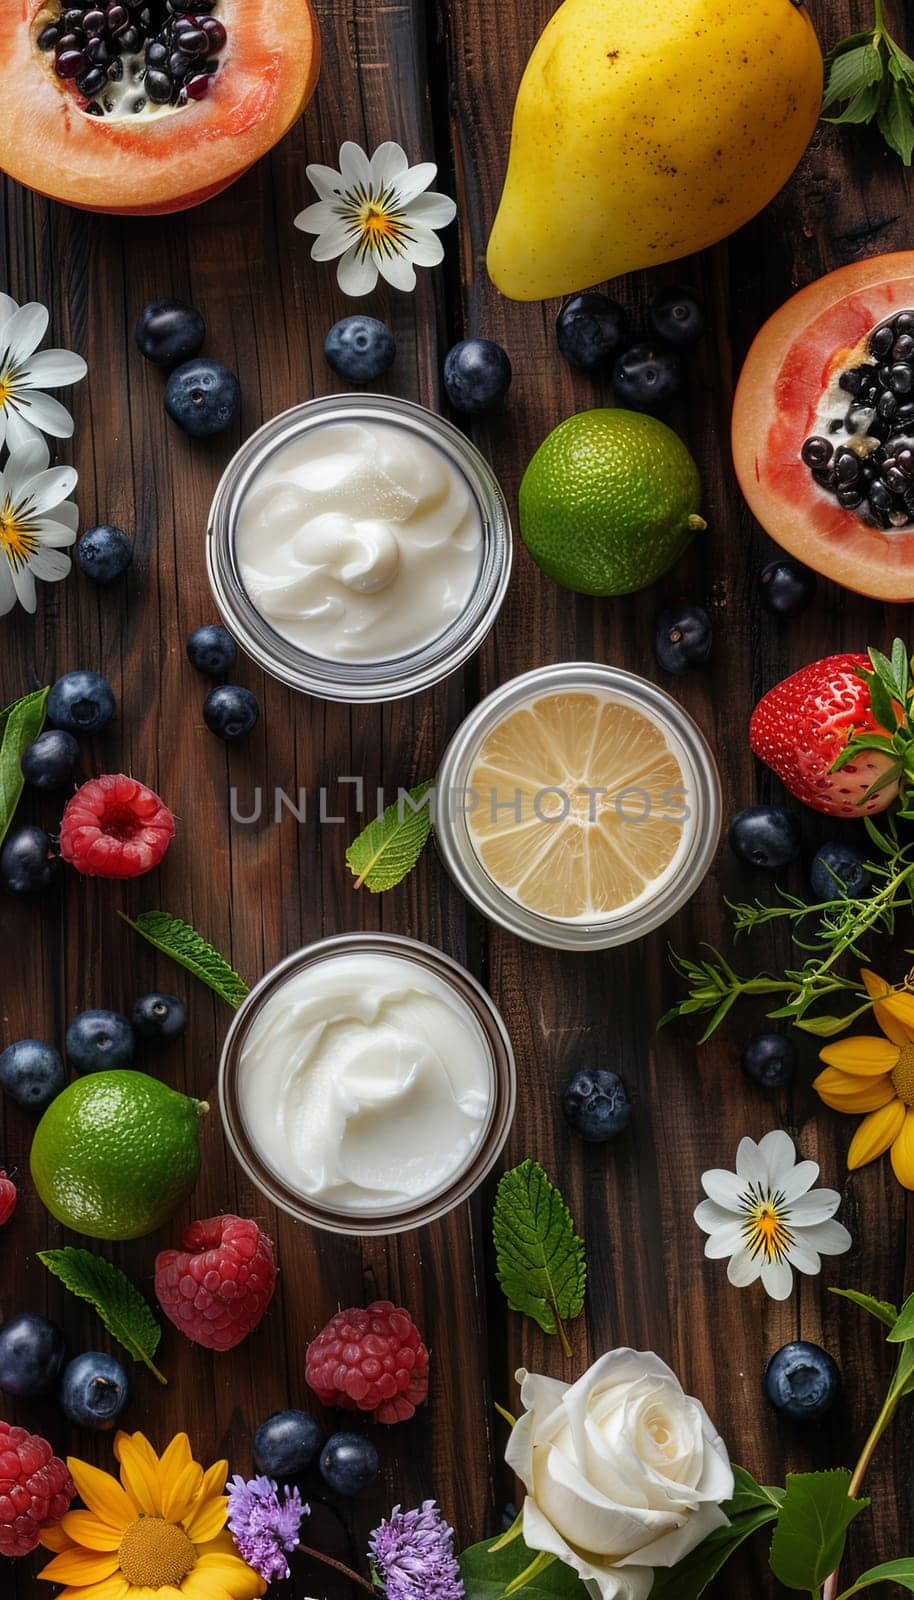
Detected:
[369,1500,464,1600]
[227,1472,308,1583]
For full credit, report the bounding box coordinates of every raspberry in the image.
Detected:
[0,1173,15,1227]
[305,1301,429,1425]
[59,774,175,879]
[155,1214,276,1352]
[0,1420,74,1558]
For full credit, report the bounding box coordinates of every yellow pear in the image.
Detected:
[487,0,822,301]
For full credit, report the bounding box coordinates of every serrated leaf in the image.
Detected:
[0,687,49,848]
[345,781,434,892]
[831,1285,898,1327]
[39,1247,166,1384]
[769,1471,869,1591]
[878,78,914,164]
[122,910,249,1008]
[822,41,884,110]
[888,1287,914,1342]
[842,1557,914,1592]
[459,1532,587,1598]
[493,1160,586,1357]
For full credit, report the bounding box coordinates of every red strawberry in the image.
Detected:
[0,1173,15,1227]
[155,1214,276,1352]
[750,653,900,818]
[59,774,175,879]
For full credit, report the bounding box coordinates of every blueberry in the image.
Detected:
[654,603,712,673]
[764,1342,839,1421]
[758,559,818,619]
[66,1010,135,1074]
[21,729,80,791]
[612,343,682,413]
[60,1351,129,1430]
[254,1410,324,1477]
[48,670,116,736]
[203,684,259,741]
[135,298,205,367]
[164,358,240,438]
[443,338,512,414]
[0,1313,66,1398]
[76,524,133,584]
[728,806,802,870]
[555,291,629,370]
[648,286,706,349]
[561,1068,631,1142]
[132,992,187,1041]
[324,316,396,384]
[1,825,58,894]
[741,1033,796,1089]
[810,841,873,901]
[0,1039,66,1111]
[319,1432,380,1496]
[186,624,237,677]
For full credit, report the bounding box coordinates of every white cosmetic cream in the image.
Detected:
[234,419,483,662]
[235,950,494,1213]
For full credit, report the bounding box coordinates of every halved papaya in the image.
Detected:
[732,252,914,601]
[0,0,320,216]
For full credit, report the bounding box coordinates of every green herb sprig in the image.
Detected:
[345,781,434,892]
[121,910,249,1008]
[492,1160,586,1357]
[39,1247,166,1384]
[824,0,914,165]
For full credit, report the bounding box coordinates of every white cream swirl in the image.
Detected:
[235,420,483,661]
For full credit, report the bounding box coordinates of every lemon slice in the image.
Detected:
[467,691,687,921]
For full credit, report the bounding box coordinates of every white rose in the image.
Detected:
[505,1349,734,1600]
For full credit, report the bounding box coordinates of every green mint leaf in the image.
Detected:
[839,1556,914,1593]
[345,781,434,892]
[38,1247,166,1384]
[878,77,914,165]
[768,1470,869,1591]
[493,1160,586,1357]
[825,80,884,126]
[830,1286,899,1328]
[822,41,884,111]
[459,1532,588,1597]
[888,1287,914,1342]
[122,910,249,1008]
[0,687,49,848]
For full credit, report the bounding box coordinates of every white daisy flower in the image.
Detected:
[0,435,78,616]
[294,140,457,296]
[694,1130,852,1302]
[0,293,87,453]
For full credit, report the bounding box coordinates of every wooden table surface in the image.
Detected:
[2,0,913,1594]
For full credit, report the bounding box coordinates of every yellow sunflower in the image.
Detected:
[814,968,914,1190]
[38,1430,266,1600]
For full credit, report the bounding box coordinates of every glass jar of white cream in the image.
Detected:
[218,934,516,1235]
[207,396,512,702]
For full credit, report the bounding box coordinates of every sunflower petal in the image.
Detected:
[848,1100,907,1169]
[194,1552,267,1597]
[818,1035,899,1074]
[863,968,914,1046]
[57,1581,128,1600]
[162,1461,204,1524]
[115,1432,163,1516]
[38,1523,75,1553]
[38,1546,121,1584]
[65,1457,135,1530]
[60,1510,123,1551]
[890,1109,914,1189]
[183,1484,228,1544]
[813,1066,897,1113]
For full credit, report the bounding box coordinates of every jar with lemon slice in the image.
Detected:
[435,664,721,950]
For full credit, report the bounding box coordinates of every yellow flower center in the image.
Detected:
[118,1516,197,1589]
[744,1199,792,1262]
[892,1043,914,1108]
[0,371,11,408]
[0,498,37,570]
[357,200,409,253]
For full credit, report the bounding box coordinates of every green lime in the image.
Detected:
[519,408,705,596]
[30,1070,207,1240]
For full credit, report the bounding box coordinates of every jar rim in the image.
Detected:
[434,661,722,950]
[218,932,517,1235]
[206,395,513,704]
